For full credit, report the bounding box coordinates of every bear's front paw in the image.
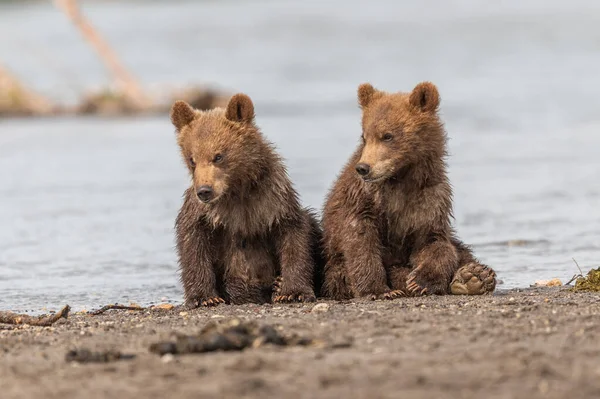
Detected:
[406,266,451,297]
[273,292,316,303]
[272,276,316,303]
[185,296,225,309]
[370,290,406,301]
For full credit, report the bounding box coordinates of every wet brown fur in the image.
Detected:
[171,94,322,308]
[321,82,496,299]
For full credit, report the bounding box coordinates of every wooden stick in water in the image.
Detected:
[53,0,149,108]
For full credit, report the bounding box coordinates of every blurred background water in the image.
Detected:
[0,0,599,312]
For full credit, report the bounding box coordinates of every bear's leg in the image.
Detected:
[319,256,353,300]
[176,196,224,309]
[308,211,326,297]
[223,246,266,305]
[274,214,318,303]
[388,266,410,294]
[407,239,458,296]
[225,278,271,304]
[224,277,250,305]
[336,217,402,300]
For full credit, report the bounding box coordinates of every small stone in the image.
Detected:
[532,278,562,287]
[154,304,174,311]
[311,303,330,313]
[179,312,188,317]
[210,314,225,319]
[161,354,175,364]
[538,380,549,394]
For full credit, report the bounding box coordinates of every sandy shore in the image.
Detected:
[1,287,599,399]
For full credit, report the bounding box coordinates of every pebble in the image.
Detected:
[153,304,174,311]
[533,278,562,287]
[161,354,175,364]
[311,303,330,313]
[210,314,225,319]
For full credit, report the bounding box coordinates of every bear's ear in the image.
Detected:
[225,93,255,123]
[170,100,196,131]
[409,82,440,113]
[357,83,378,108]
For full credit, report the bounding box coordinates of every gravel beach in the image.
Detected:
[1,287,599,399]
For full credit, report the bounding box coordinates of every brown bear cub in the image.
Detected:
[171,93,321,308]
[321,82,496,300]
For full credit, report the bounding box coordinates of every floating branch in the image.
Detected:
[53,0,149,109]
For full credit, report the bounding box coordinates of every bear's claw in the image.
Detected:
[201,297,226,306]
[185,296,225,309]
[406,275,430,297]
[273,293,316,303]
[272,276,283,294]
[272,276,316,303]
[450,263,496,295]
[370,290,405,301]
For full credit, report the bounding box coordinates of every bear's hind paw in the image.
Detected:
[450,263,496,295]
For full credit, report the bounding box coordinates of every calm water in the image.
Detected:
[1,0,599,312]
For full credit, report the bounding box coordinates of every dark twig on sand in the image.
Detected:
[566,258,585,286]
[0,325,17,331]
[65,349,136,363]
[0,305,70,326]
[89,304,145,316]
[573,258,584,276]
[149,319,349,356]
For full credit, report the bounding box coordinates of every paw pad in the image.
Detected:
[450,263,496,295]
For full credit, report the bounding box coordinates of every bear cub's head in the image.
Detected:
[171,93,265,204]
[355,82,446,183]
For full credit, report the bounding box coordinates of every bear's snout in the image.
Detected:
[355,163,371,177]
[196,185,214,203]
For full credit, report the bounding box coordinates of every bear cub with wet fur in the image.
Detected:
[172,93,321,308]
[321,82,496,299]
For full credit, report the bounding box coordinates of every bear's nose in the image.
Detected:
[196,185,214,202]
[355,163,371,177]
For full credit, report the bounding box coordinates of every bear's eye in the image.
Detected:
[213,153,224,163]
[189,157,196,168]
[382,133,393,142]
